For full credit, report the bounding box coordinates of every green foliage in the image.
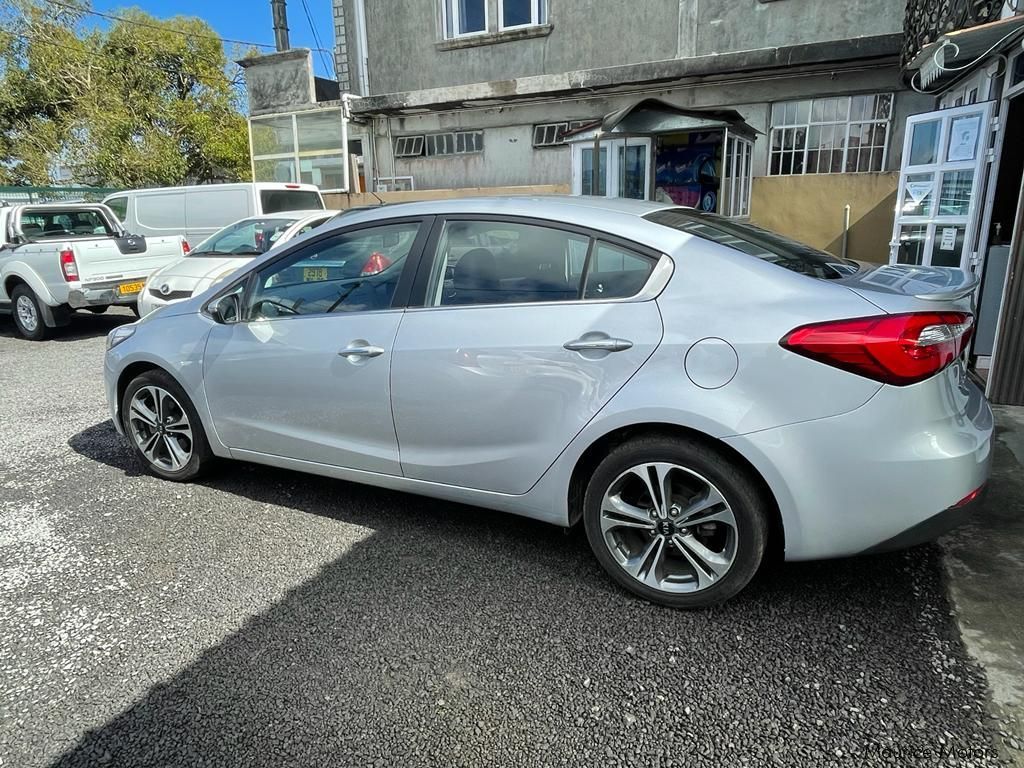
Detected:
[0,0,253,186]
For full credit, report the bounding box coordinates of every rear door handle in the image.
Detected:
[563,337,633,352]
[339,344,384,359]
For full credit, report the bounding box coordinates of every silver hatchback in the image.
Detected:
[104,197,992,607]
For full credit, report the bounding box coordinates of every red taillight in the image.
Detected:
[182,239,191,255]
[59,249,79,282]
[953,486,984,508]
[780,312,974,386]
[361,251,392,276]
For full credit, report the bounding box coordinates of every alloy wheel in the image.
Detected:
[127,386,194,472]
[600,462,738,593]
[15,295,38,332]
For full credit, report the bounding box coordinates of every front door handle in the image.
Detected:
[563,337,633,353]
[339,344,384,359]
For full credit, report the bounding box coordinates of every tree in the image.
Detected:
[0,0,253,187]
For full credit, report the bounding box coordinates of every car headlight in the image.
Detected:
[107,324,137,350]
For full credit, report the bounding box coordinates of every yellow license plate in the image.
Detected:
[118,281,146,296]
[303,267,328,282]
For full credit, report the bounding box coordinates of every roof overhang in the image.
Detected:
[352,34,902,117]
[907,14,1024,90]
[563,99,759,142]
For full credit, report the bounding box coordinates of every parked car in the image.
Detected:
[104,197,992,608]
[137,210,338,317]
[0,202,187,339]
[103,182,325,248]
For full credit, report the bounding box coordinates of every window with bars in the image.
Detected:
[532,120,592,148]
[394,136,425,158]
[769,94,892,176]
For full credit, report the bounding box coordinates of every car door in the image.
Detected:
[390,216,666,495]
[203,217,430,474]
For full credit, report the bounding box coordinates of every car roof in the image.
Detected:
[327,196,686,253]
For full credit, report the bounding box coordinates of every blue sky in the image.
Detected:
[90,0,337,77]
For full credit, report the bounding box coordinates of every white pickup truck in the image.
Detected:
[0,202,186,339]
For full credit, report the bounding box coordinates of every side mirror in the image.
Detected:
[209,293,241,324]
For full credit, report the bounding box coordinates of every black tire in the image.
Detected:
[84,305,109,314]
[10,284,49,341]
[129,302,141,318]
[121,369,214,481]
[583,435,769,608]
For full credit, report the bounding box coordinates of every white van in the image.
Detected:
[103,183,325,247]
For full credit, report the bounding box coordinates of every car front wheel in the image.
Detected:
[121,369,213,481]
[583,435,768,608]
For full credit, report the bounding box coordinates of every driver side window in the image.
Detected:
[248,221,421,319]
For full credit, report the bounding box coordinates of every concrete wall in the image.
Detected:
[367,68,931,191]
[323,184,570,209]
[342,0,905,95]
[749,172,899,263]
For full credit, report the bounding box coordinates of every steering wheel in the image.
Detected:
[252,298,299,317]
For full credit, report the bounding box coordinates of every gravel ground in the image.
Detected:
[0,309,1008,768]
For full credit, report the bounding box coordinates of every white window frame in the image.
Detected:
[768,94,893,176]
[442,0,489,39]
[498,0,546,30]
[425,131,484,157]
[394,135,425,158]
[249,108,368,193]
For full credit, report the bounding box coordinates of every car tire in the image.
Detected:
[128,303,141,318]
[11,284,49,341]
[583,435,768,608]
[121,369,214,482]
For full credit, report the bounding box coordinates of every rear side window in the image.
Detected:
[645,208,858,280]
[260,189,324,213]
[424,219,656,307]
[106,196,128,222]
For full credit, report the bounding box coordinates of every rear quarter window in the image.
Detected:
[645,208,859,280]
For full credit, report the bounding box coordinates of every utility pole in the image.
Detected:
[271,0,290,52]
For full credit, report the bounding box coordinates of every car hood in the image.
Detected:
[150,255,254,282]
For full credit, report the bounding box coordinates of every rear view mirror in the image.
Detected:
[209,293,241,324]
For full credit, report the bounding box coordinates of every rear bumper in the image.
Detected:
[725,363,993,560]
[68,281,142,308]
[860,484,987,554]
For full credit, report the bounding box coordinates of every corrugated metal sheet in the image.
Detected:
[989,238,1024,406]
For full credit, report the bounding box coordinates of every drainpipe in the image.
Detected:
[841,204,851,260]
[353,0,370,96]
[271,0,290,51]
[341,93,362,193]
[592,132,602,196]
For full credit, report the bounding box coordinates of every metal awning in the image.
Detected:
[908,14,1024,89]
[564,99,759,142]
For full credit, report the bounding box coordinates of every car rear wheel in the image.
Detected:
[11,285,49,340]
[583,435,768,608]
[121,369,213,481]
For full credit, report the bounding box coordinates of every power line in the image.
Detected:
[299,0,335,77]
[44,0,334,54]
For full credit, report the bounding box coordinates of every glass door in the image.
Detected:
[572,138,651,199]
[890,101,995,270]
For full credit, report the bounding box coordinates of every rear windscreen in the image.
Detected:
[19,208,116,240]
[260,189,324,214]
[645,208,859,280]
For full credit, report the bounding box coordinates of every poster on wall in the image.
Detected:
[654,132,722,211]
[947,115,981,163]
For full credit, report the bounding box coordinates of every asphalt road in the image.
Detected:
[0,309,1008,768]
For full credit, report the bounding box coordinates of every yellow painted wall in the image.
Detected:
[749,173,898,263]
[324,184,570,210]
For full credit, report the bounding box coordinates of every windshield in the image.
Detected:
[19,208,116,240]
[260,189,324,214]
[645,208,860,280]
[190,217,299,257]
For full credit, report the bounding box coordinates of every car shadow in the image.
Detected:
[0,309,134,342]
[53,421,998,767]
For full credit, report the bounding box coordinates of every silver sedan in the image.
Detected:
[104,197,992,607]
